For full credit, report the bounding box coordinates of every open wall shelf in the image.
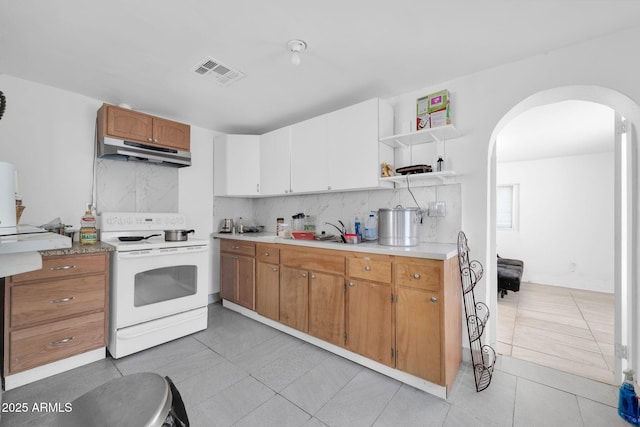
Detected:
[379,124,460,148]
[379,171,458,187]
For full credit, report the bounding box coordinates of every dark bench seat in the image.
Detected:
[497,255,523,297]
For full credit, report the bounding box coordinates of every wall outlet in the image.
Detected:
[428,201,446,217]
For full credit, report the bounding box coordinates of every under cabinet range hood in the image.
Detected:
[97,137,191,168]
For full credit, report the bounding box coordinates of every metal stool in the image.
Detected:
[51,372,188,426]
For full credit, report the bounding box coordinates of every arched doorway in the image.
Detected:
[486,85,640,383]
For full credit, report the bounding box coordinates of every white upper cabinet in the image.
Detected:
[260,127,291,196]
[328,98,393,191]
[290,114,329,193]
[213,134,260,196]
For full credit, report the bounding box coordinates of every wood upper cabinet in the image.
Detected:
[256,244,280,321]
[98,103,190,152]
[4,252,109,376]
[346,279,394,366]
[220,240,256,310]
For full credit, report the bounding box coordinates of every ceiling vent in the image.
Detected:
[192,56,245,87]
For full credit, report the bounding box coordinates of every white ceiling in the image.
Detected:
[497,100,615,163]
[1,1,639,134]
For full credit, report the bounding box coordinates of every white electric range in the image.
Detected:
[100,212,210,358]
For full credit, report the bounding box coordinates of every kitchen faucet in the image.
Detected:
[324,222,347,243]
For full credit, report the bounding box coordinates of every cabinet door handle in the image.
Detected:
[430,297,438,303]
[49,336,75,346]
[413,273,421,279]
[272,267,278,272]
[231,256,238,260]
[301,273,307,278]
[49,296,75,304]
[50,265,76,271]
[148,138,153,142]
[348,282,354,287]
[311,274,316,279]
[364,265,371,271]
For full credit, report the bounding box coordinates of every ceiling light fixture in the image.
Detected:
[287,39,307,66]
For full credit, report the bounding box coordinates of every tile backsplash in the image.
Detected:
[214,184,461,244]
[95,158,179,213]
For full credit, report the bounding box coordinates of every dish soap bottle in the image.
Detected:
[354,216,362,239]
[618,369,640,424]
[80,210,97,245]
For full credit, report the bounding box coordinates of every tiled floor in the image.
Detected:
[1,302,627,426]
[497,282,615,385]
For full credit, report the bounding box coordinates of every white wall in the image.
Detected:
[0,75,217,293]
[497,151,614,293]
[0,75,102,227]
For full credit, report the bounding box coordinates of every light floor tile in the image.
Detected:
[373,384,450,427]
[577,396,629,427]
[514,377,582,427]
[189,376,274,427]
[234,395,311,427]
[280,354,363,415]
[315,369,401,427]
[511,346,613,384]
[498,282,615,385]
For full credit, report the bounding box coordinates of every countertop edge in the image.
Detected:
[39,241,116,257]
[213,233,457,260]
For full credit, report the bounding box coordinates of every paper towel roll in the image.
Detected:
[0,162,16,228]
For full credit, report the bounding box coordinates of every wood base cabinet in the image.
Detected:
[220,240,256,310]
[256,244,280,321]
[219,238,461,396]
[4,252,109,377]
[394,257,462,391]
[346,279,394,366]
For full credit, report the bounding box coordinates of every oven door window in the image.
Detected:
[134,265,197,307]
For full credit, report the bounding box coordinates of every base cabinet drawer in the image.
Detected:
[9,312,105,374]
[10,275,106,328]
[10,253,107,283]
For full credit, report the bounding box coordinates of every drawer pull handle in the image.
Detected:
[49,296,75,304]
[413,273,421,279]
[430,297,438,303]
[231,246,239,249]
[301,273,307,278]
[49,337,75,346]
[364,265,371,271]
[264,252,269,256]
[50,265,76,271]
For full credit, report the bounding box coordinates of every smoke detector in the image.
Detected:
[192,56,245,87]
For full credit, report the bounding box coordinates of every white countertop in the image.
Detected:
[213,232,458,260]
[0,229,71,255]
[0,228,72,277]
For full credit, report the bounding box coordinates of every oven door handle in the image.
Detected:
[117,245,208,259]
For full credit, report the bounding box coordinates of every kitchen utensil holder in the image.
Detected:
[457,230,496,392]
